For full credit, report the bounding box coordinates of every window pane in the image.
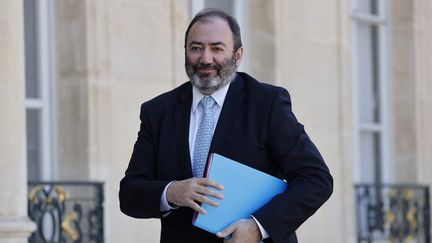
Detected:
[359,132,381,183]
[24,0,40,99]
[354,0,379,15]
[204,0,234,16]
[357,23,380,123]
[26,109,41,181]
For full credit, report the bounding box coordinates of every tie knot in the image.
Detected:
[200,96,215,109]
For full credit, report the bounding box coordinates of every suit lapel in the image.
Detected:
[175,84,193,178]
[210,74,245,154]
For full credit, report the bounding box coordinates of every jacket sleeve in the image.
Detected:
[252,88,333,243]
[119,103,170,219]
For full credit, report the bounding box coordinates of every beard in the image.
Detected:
[185,54,237,95]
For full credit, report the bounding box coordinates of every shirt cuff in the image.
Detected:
[160,181,177,213]
[251,215,269,239]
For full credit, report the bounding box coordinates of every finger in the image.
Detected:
[196,187,224,200]
[216,222,237,238]
[193,193,219,207]
[198,178,224,190]
[189,200,207,215]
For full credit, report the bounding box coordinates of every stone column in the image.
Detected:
[0,0,36,242]
[414,0,432,185]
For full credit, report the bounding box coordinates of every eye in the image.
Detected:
[190,46,201,52]
[212,46,223,52]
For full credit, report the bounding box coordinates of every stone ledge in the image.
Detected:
[0,217,36,240]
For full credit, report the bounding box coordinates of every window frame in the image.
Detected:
[351,0,393,183]
[24,0,56,181]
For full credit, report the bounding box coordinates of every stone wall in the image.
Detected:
[0,0,36,242]
[273,0,355,242]
[413,0,432,185]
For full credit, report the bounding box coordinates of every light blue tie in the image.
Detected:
[192,96,216,177]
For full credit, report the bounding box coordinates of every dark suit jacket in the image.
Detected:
[119,72,333,243]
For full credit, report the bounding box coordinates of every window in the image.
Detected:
[23,0,55,181]
[352,0,392,183]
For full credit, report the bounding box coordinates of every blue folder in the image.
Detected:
[192,153,287,234]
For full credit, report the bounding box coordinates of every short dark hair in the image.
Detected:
[184,8,242,52]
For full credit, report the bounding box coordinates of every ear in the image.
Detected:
[234,47,243,67]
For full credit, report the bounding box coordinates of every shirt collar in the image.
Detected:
[191,79,232,114]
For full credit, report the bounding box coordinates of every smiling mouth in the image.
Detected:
[198,68,216,72]
[196,67,217,76]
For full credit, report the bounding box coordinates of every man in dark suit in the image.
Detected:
[119,8,333,243]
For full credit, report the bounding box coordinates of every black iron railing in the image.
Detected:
[28,181,104,243]
[355,184,431,243]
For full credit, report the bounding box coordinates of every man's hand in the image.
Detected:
[217,219,262,243]
[166,178,224,214]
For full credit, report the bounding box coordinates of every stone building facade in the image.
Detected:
[0,0,431,242]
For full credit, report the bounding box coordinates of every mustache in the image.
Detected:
[193,63,220,70]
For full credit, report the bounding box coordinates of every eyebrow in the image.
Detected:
[189,41,227,47]
[210,42,227,47]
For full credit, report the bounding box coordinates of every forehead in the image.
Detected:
[187,17,234,47]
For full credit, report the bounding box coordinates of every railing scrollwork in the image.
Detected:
[28,181,104,243]
[355,184,430,243]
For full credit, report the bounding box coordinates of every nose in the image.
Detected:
[200,48,213,64]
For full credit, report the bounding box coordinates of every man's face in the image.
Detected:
[185,17,243,95]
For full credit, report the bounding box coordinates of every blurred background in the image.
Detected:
[1,0,431,242]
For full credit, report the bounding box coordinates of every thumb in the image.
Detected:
[216,222,238,238]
